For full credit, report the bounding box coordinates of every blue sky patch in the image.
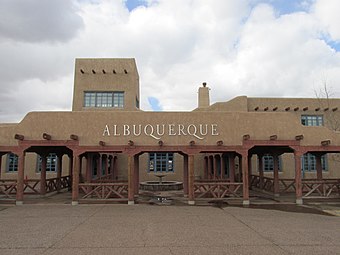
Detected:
[148,97,163,111]
[125,0,148,11]
[251,0,314,15]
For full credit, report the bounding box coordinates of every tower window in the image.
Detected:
[84,92,124,108]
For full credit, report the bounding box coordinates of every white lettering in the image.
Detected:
[168,124,176,136]
[123,125,130,136]
[113,125,121,136]
[211,124,219,136]
[144,124,160,140]
[187,124,203,140]
[133,124,141,136]
[178,124,187,136]
[199,124,208,136]
[102,124,110,136]
[156,124,165,136]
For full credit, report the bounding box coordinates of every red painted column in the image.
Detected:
[273,153,280,196]
[203,156,208,179]
[229,154,235,182]
[248,155,252,188]
[57,153,63,192]
[68,154,73,191]
[128,155,135,205]
[315,154,323,180]
[0,153,3,180]
[134,155,139,197]
[71,154,81,205]
[258,154,264,189]
[16,151,25,205]
[207,156,212,179]
[188,154,195,205]
[220,154,225,179]
[294,151,303,205]
[112,156,117,180]
[238,156,242,182]
[242,152,249,206]
[40,154,47,196]
[183,154,188,196]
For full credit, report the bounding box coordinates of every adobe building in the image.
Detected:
[0,58,340,206]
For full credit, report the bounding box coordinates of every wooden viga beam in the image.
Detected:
[295,135,304,141]
[70,134,79,141]
[321,139,331,146]
[42,133,51,140]
[270,135,277,140]
[99,141,106,146]
[14,134,24,140]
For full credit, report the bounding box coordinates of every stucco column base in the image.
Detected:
[71,201,79,206]
[188,200,195,205]
[183,194,188,198]
[128,200,135,205]
[296,198,303,205]
[16,201,23,206]
[243,200,250,206]
[274,193,280,197]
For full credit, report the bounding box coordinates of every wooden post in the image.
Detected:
[68,154,73,191]
[242,152,249,206]
[105,155,109,177]
[71,154,81,205]
[16,151,25,205]
[213,155,217,179]
[128,155,135,205]
[248,154,252,188]
[188,154,195,205]
[207,156,212,179]
[220,154,225,179]
[273,153,280,197]
[315,154,323,180]
[40,154,47,196]
[109,156,114,178]
[294,151,303,205]
[57,153,63,192]
[229,154,235,182]
[258,154,264,189]
[183,154,188,196]
[134,155,139,197]
[112,156,117,180]
[0,153,3,180]
[203,156,208,179]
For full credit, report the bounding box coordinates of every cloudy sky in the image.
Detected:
[0,0,340,122]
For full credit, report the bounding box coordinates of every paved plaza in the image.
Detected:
[0,201,339,255]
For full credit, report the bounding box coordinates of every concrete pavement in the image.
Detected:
[0,203,339,255]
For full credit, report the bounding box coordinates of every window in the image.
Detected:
[301,115,323,126]
[84,92,124,108]
[148,153,174,173]
[37,153,58,172]
[7,153,18,172]
[262,154,282,172]
[301,153,327,172]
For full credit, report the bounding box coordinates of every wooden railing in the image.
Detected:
[46,176,72,193]
[0,180,17,199]
[250,175,340,198]
[78,182,128,201]
[194,180,242,199]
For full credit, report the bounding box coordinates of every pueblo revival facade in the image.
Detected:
[1,58,340,206]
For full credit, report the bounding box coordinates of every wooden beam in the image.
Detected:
[216,140,223,146]
[92,69,96,74]
[295,135,304,141]
[294,107,299,111]
[270,135,277,140]
[42,133,51,140]
[285,107,290,111]
[158,140,163,146]
[321,140,331,146]
[99,141,105,146]
[128,140,134,146]
[254,107,259,111]
[189,140,195,146]
[80,69,84,74]
[243,134,250,140]
[70,134,78,141]
[273,107,278,111]
[264,107,268,111]
[332,107,338,112]
[14,134,24,141]
[102,69,106,74]
[315,107,320,111]
[303,107,308,111]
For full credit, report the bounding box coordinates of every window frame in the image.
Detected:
[37,153,58,172]
[6,153,18,172]
[148,153,174,173]
[301,115,324,126]
[301,153,328,172]
[84,91,124,108]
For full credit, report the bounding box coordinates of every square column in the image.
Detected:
[315,154,323,180]
[188,154,195,205]
[57,153,63,192]
[134,155,139,197]
[71,154,81,205]
[127,155,135,205]
[16,151,25,205]
[241,153,249,206]
[40,154,47,196]
[258,154,264,189]
[294,151,303,205]
[183,154,188,196]
[0,153,3,179]
[273,153,280,197]
[229,154,235,182]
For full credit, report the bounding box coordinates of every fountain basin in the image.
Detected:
[140,181,183,191]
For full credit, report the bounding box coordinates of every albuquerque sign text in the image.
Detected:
[102,123,219,140]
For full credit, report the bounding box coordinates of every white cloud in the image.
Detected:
[0,0,340,123]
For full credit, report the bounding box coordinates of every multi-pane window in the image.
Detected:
[84,92,124,108]
[7,153,18,172]
[149,153,174,173]
[262,154,281,172]
[301,153,327,172]
[301,115,323,126]
[37,153,58,172]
